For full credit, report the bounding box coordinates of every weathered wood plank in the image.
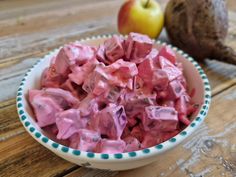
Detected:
[0,132,75,177]
[0,0,120,59]
[0,100,24,142]
[204,60,236,96]
[62,85,236,177]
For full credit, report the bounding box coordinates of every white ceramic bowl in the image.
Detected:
[16,34,211,171]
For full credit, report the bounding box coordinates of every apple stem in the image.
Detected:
[145,0,150,8]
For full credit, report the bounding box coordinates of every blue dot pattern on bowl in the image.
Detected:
[156,144,163,149]
[21,115,26,121]
[114,154,123,159]
[169,138,176,142]
[143,149,150,153]
[42,137,49,143]
[24,121,30,127]
[16,35,211,161]
[35,132,41,138]
[61,146,69,152]
[128,152,137,157]
[101,154,109,159]
[29,127,35,132]
[87,152,95,158]
[196,117,201,121]
[73,150,81,156]
[52,143,59,148]
[180,131,187,136]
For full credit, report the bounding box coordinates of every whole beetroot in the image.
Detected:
[165,0,236,65]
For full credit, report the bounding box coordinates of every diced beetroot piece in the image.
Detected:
[93,80,109,96]
[161,100,175,108]
[54,43,95,75]
[60,79,79,97]
[175,95,191,126]
[30,95,63,127]
[61,80,87,100]
[127,116,138,127]
[44,88,79,109]
[53,48,71,75]
[101,59,138,88]
[117,60,138,78]
[124,93,156,117]
[106,59,138,78]
[66,42,95,65]
[104,35,125,63]
[132,48,159,64]
[29,88,79,111]
[121,36,126,51]
[69,129,101,151]
[152,69,169,91]
[175,95,187,115]
[156,90,169,100]
[146,48,159,60]
[161,130,179,142]
[96,45,109,64]
[43,124,59,135]
[177,75,187,89]
[138,59,156,83]
[78,94,98,117]
[131,57,147,64]
[51,124,59,135]
[69,58,99,85]
[187,103,199,116]
[96,139,126,153]
[119,89,135,104]
[28,89,42,103]
[158,56,182,81]
[56,109,88,139]
[130,125,144,142]
[158,46,176,64]
[82,64,109,94]
[133,76,145,91]
[124,136,141,152]
[72,42,96,65]
[178,114,191,126]
[141,132,162,149]
[41,67,65,88]
[127,78,134,90]
[168,80,186,100]
[90,104,127,139]
[121,126,130,139]
[125,32,153,61]
[143,106,178,132]
[103,86,122,103]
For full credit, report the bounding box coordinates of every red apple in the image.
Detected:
[118,0,164,39]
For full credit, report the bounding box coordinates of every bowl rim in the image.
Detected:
[16,34,211,163]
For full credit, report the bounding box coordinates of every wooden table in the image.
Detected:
[0,0,236,176]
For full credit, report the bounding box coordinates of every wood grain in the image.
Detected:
[0,132,76,177]
[0,0,236,176]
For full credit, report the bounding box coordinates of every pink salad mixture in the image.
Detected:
[29,32,198,153]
